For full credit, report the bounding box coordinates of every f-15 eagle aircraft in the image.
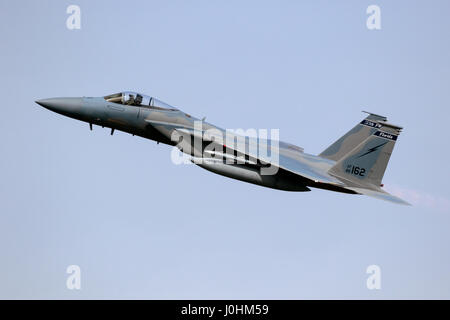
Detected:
[36,91,409,205]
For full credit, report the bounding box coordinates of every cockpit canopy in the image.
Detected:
[104,92,178,111]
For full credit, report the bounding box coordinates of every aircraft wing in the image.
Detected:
[146,120,408,204]
[171,126,345,186]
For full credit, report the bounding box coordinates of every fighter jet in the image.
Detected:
[36,91,409,205]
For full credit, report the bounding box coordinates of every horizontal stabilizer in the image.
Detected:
[346,187,411,205]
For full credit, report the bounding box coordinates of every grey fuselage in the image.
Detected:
[36,95,350,194]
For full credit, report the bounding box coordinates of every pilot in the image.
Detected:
[126,94,135,105]
[135,94,143,106]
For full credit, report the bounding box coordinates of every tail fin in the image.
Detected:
[328,122,402,188]
[319,111,387,161]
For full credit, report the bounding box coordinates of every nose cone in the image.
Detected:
[35,97,83,116]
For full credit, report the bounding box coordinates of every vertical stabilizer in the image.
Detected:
[319,112,387,161]
[328,123,402,188]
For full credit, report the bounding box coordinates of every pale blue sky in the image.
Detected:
[1,0,449,299]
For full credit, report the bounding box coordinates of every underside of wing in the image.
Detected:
[147,120,410,203]
[173,127,343,186]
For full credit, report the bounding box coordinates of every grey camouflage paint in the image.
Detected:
[35,93,409,204]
